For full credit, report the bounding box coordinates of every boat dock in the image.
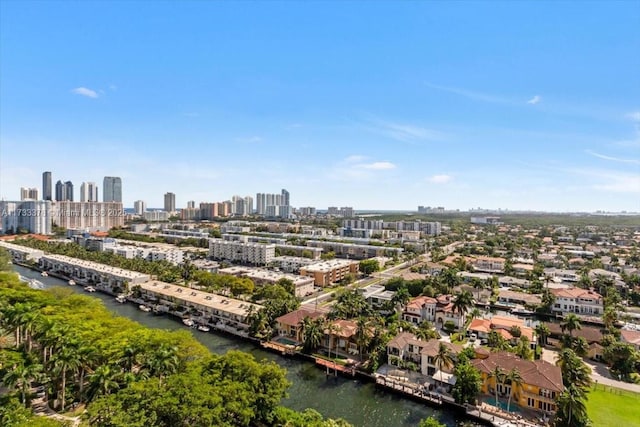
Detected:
[315,357,356,376]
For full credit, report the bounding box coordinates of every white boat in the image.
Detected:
[85,286,96,293]
[197,325,210,332]
[182,318,195,327]
[68,280,76,286]
[139,305,151,312]
[115,295,127,303]
[41,272,48,277]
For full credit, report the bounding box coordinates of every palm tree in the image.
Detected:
[87,365,120,401]
[415,321,439,341]
[51,343,81,411]
[2,361,43,406]
[488,366,505,406]
[300,317,324,353]
[505,368,523,412]
[20,310,41,353]
[453,291,474,320]
[561,313,581,337]
[555,384,590,427]
[76,345,96,403]
[467,308,482,324]
[146,344,179,386]
[355,317,371,361]
[534,323,550,346]
[120,344,141,373]
[556,348,591,391]
[432,342,454,385]
[471,278,485,301]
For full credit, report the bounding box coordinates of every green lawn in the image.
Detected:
[587,384,640,427]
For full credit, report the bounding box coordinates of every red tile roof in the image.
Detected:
[472,352,563,392]
[275,307,325,327]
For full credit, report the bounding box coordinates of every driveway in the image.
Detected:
[541,348,640,393]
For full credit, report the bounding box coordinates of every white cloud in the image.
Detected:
[424,82,510,104]
[527,95,541,105]
[358,161,396,170]
[362,117,445,143]
[626,111,640,122]
[345,155,367,163]
[428,174,453,184]
[585,150,640,165]
[235,136,262,144]
[71,87,99,98]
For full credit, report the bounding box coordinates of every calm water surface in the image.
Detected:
[14,265,478,427]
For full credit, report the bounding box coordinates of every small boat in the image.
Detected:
[85,286,96,293]
[197,325,210,332]
[182,318,195,327]
[41,272,48,277]
[138,305,151,312]
[115,295,127,303]
[68,280,76,286]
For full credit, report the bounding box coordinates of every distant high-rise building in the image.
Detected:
[187,200,195,209]
[281,189,290,207]
[80,182,98,202]
[0,200,53,234]
[20,187,39,201]
[55,180,74,201]
[256,193,266,215]
[164,192,176,213]
[134,200,146,215]
[103,177,122,202]
[42,171,52,201]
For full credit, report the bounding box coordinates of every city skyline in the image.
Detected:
[1,2,639,212]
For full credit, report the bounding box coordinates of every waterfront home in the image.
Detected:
[472,352,563,414]
[496,289,542,308]
[323,319,360,357]
[551,287,603,316]
[137,281,262,334]
[274,307,326,343]
[420,340,463,386]
[545,322,603,347]
[386,332,425,367]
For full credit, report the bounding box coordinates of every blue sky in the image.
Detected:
[1,1,639,212]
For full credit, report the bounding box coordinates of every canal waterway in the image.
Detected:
[14,264,477,427]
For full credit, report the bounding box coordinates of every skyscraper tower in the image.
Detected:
[103,177,122,202]
[281,188,290,207]
[55,180,74,201]
[42,171,52,201]
[80,182,98,202]
[164,192,176,212]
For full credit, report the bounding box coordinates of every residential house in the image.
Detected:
[403,296,437,324]
[323,319,360,357]
[468,315,536,348]
[472,256,506,274]
[420,340,463,384]
[434,294,466,329]
[621,329,640,352]
[551,288,603,316]
[472,352,563,414]
[275,307,326,343]
[386,332,425,367]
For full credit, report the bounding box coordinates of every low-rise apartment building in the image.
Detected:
[472,256,506,274]
[299,259,359,286]
[39,254,150,290]
[138,281,262,333]
[0,241,45,263]
[218,266,315,297]
[209,238,275,265]
[305,240,403,260]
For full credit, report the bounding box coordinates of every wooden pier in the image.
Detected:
[261,341,296,355]
[315,358,356,376]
